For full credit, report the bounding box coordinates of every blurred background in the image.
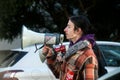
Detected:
[0,0,120,50]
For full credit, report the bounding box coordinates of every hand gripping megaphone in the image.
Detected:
[21,25,64,49]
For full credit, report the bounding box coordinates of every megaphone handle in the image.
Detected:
[34,44,44,53]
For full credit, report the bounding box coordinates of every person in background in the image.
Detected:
[42,15,99,80]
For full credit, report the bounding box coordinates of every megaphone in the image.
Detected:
[21,25,64,49]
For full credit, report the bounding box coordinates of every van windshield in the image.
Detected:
[0,50,27,68]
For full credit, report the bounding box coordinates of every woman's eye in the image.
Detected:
[67,26,71,28]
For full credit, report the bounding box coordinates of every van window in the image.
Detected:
[0,50,27,67]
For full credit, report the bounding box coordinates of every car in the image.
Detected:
[98,67,120,80]
[0,45,58,80]
[0,41,120,80]
[96,41,120,72]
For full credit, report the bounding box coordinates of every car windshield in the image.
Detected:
[0,50,27,68]
[98,44,120,67]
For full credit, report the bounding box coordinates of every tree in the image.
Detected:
[0,0,34,42]
[88,0,120,41]
[0,0,120,42]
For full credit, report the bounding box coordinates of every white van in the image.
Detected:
[0,45,57,80]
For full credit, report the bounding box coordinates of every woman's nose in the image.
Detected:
[64,27,67,32]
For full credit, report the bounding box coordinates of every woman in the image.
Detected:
[42,15,98,80]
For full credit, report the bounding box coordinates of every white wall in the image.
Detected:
[0,36,21,50]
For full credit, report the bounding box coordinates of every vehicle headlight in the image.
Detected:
[0,70,23,80]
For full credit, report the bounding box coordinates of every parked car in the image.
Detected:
[0,41,120,80]
[96,41,120,72]
[98,67,120,80]
[0,45,57,80]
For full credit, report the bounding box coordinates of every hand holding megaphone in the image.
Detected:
[21,25,65,62]
[42,45,53,57]
[41,44,66,62]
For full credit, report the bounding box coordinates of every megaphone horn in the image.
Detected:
[21,25,64,49]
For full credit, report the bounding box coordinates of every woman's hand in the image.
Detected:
[42,45,53,58]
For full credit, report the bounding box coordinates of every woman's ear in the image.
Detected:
[77,28,82,34]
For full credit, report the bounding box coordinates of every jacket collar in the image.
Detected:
[69,34,95,47]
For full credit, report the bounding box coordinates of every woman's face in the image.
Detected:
[64,20,82,43]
